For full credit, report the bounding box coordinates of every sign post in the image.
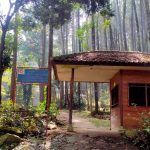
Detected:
[17,68,48,84]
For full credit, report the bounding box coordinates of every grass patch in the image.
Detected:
[74,110,110,128]
[89,118,110,128]
[74,110,91,118]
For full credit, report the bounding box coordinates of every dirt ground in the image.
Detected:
[14,111,138,150]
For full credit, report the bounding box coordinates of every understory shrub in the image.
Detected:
[122,112,150,150]
[36,100,59,119]
[0,100,44,136]
[0,100,59,137]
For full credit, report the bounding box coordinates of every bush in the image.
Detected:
[122,112,150,150]
[36,100,59,118]
[0,100,44,137]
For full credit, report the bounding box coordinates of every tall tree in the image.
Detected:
[40,24,46,101]
[34,0,73,108]
[122,0,128,50]
[144,0,150,48]
[0,0,32,104]
[10,13,19,103]
[133,0,141,51]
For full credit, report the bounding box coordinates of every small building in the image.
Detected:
[53,51,150,129]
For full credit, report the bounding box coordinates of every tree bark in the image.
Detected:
[86,83,90,111]
[40,24,46,101]
[68,68,74,131]
[122,0,128,50]
[47,20,53,110]
[89,83,92,112]
[65,82,68,108]
[11,13,18,103]
[65,23,68,55]
[96,15,100,50]
[109,25,115,50]
[116,0,123,50]
[61,26,65,55]
[60,81,64,109]
[133,0,141,51]
[0,71,3,104]
[144,0,150,48]
[91,13,99,114]
[130,0,135,51]
[78,82,81,110]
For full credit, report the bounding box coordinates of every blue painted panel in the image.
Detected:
[17,69,48,84]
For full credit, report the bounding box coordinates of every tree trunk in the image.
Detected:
[65,23,68,55]
[91,14,96,51]
[78,82,81,110]
[0,71,3,104]
[122,0,128,50]
[60,81,64,109]
[140,0,144,51]
[0,28,7,103]
[47,20,53,110]
[40,24,46,101]
[89,83,92,112]
[86,83,90,111]
[109,25,115,50]
[77,9,82,52]
[94,83,99,113]
[91,13,99,114]
[130,1,135,51]
[104,28,108,50]
[71,12,75,53]
[11,13,18,103]
[144,0,150,49]
[65,82,68,108]
[96,15,100,50]
[61,26,65,55]
[133,0,141,51]
[116,0,123,50]
[23,85,32,109]
[68,68,74,131]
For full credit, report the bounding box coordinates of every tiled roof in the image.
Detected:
[53,51,150,66]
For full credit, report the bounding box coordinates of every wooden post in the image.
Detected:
[68,68,74,131]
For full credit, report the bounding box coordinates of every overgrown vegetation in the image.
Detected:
[122,112,150,150]
[0,100,59,137]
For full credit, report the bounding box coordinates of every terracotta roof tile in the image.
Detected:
[53,51,150,66]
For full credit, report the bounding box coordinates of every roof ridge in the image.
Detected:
[54,50,150,58]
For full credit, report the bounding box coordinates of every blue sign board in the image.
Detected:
[17,68,48,84]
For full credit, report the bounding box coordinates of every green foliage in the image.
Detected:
[101,19,111,29]
[73,3,81,10]
[72,0,110,14]
[49,102,59,118]
[76,21,92,50]
[33,0,73,27]
[0,100,44,136]
[36,100,46,115]
[140,112,150,133]
[36,100,59,118]
[2,69,11,100]
[1,33,14,71]
[122,112,150,150]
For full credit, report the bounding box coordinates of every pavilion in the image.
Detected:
[52,51,150,129]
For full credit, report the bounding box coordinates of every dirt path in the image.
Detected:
[58,111,103,129]
[14,111,138,150]
[58,111,118,136]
